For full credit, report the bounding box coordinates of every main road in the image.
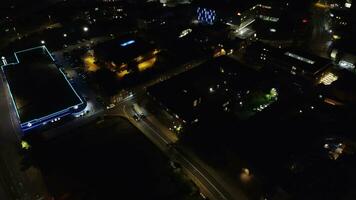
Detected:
[307,1,333,58]
[0,34,245,200]
[106,93,234,200]
[104,55,249,200]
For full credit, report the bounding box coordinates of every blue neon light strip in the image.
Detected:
[22,107,70,127]
[15,46,45,54]
[2,46,85,132]
[21,111,72,132]
[44,45,84,105]
[1,64,21,120]
[59,68,84,105]
[120,40,135,47]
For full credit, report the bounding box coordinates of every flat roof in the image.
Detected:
[269,48,332,75]
[2,46,83,124]
[94,37,155,64]
[148,57,269,122]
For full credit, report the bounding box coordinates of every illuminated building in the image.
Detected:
[94,37,159,78]
[319,72,339,85]
[318,69,356,106]
[1,46,85,133]
[328,0,353,9]
[329,39,356,71]
[250,43,332,84]
[238,2,310,42]
[197,7,216,25]
[83,53,100,72]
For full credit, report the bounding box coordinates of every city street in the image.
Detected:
[106,96,232,200]
[105,85,249,200]
[307,2,333,58]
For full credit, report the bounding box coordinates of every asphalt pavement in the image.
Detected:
[105,89,248,200]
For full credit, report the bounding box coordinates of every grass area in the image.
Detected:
[236,88,278,120]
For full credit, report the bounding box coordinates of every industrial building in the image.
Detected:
[246,42,332,84]
[236,2,310,43]
[266,49,333,83]
[1,46,85,132]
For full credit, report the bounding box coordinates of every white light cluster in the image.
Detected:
[338,60,355,70]
[259,15,279,22]
[319,72,338,85]
[284,52,315,65]
[179,29,192,38]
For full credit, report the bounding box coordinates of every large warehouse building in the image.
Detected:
[1,46,85,132]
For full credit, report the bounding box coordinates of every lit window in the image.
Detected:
[319,72,338,85]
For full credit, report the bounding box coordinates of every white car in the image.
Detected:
[106,104,115,110]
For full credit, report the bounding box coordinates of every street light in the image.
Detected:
[240,168,252,182]
[41,40,46,44]
[21,140,31,150]
[63,33,68,37]
[83,26,89,32]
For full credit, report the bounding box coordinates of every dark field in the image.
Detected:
[25,117,201,200]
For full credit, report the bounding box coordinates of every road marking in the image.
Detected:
[179,154,228,200]
[124,103,229,199]
[121,104,230,200]
[141,120,170,144]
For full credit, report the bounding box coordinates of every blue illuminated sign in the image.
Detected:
[197,7,216,25]
[120,40,136,47]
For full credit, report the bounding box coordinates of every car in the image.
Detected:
[133,114,140,121]
[106,104,115,110]
[199,192,208,199]
[170,161,181,169]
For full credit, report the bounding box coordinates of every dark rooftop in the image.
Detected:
[148,56,270,122]
[94,37,155,65]
[269,48,332,75]
[3,46,82,124]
